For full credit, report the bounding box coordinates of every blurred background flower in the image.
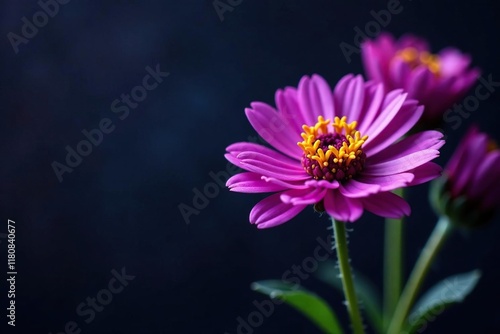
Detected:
[361,33,480,128]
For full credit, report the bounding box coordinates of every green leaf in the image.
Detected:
[405,270,481,334]
[251,280,344,334]
[316,260,383,333]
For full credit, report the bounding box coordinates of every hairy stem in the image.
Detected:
[332,218,365,334]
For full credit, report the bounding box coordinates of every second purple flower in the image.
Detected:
[361,33,480,128]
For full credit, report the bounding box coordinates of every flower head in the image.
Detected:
[226,74,444,228]
[361,33,480,128]
[431,126,500,227]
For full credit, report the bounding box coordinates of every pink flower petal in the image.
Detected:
[361,41,383,82]
[275,87,304,136]
[340,75,365,121]
[364,149,440,176]
[453,68,480,95]
[245,104,302,158]
[304,179,340,189]
[361,33,396,89]
[407,162,442,186]
[297,76,322,126]
[324,190,363,222]
[406,66,432,98]
[227,142,299,165]
[338,179,381,198]
[249,192,307,228]
[381,88,407,110]
[261,176,310,190]
[225,148,308,181]
[451,133,488,196]
[237,157,310,181]
[369,130,444,164]
[361,40,383,81]
[362,192,411,218]
[469,151,500,198]
[389,59,411,89]
[237,151,303,171]
[308,74,335,120]
[446,126,478,176]
[225,153,247,171]
[227,172,288,193]
[333,74,355,115]
[280,187,327,205]
[363,91,407,144]
[438,48,473,77]
[364,102,424,156]
[357,173,414,192]
[357,83,385,134]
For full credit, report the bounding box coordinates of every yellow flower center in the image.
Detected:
[397,47,441,75]
[487,139,498,152]
[297,116,368,182]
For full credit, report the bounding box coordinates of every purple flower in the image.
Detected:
[361,33,480,127]
[225,74,444,228]
[431,126,500,227]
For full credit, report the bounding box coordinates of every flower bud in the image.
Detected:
[430,126,500,228]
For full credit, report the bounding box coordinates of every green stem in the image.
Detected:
[332,218,365,334]
[387,216,453,334]
[383,188,404,330]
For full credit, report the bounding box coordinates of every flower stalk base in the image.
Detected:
[387,216,453,334]
[332,218,365,334]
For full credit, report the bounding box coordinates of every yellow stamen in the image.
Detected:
[297,116,368,179]
[487,139,498,152]
[397,47,441,76]
[399,47,418,63]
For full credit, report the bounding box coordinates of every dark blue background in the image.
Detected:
[1,0,500,333]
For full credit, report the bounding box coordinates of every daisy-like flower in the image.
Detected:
[361,33,480,128]
[225,74,444,228]
[431,126,500,227]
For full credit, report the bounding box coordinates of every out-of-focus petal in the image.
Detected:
[361,32,480,126]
